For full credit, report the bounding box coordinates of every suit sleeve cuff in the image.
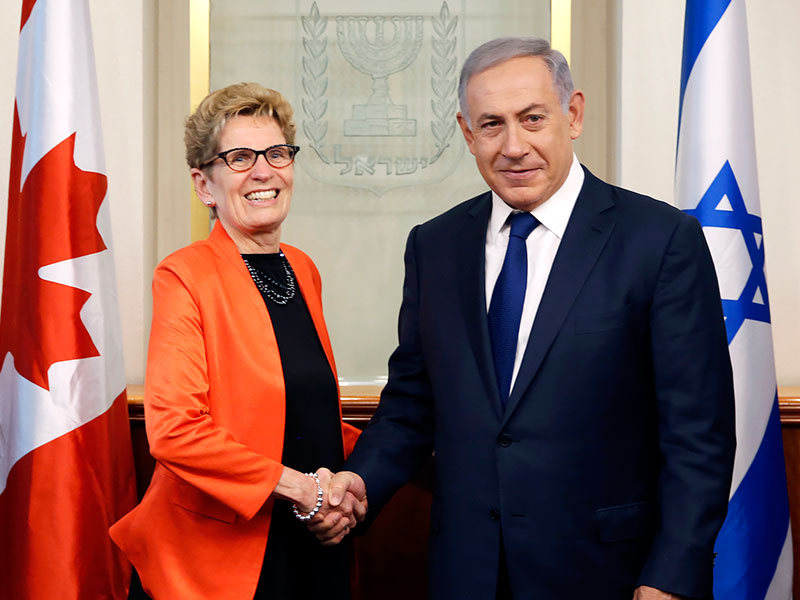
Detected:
[636,536,715,599]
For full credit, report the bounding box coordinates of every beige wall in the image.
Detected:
[0,0,798,385]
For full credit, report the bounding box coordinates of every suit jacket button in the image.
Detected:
[489,509,500,521]
[497,433,513,447]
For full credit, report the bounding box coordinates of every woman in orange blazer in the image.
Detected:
[110,83,364,600]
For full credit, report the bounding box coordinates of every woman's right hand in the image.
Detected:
[271,466,323,513]
[307,468,368,546]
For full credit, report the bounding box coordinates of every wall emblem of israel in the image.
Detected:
[296,1,464,195]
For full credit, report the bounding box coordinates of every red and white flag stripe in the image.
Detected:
[0,0,136,597]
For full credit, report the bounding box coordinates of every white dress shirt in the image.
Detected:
[485,154,585,395]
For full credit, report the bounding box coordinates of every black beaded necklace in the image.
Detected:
[242,253,297,305]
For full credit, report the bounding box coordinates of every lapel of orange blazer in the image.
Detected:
[205,220,338,382]
[203,222,286,457]
[205,221,357,455]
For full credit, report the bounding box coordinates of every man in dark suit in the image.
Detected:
[317,37,735,600]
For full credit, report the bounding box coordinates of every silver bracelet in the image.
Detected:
[292,472,323,521]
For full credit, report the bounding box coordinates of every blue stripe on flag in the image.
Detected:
[679,0,733,122]
[712,395,789,599]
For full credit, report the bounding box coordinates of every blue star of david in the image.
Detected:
[684,160,770,344]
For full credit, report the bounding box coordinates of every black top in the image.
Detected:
[243,253,349,600]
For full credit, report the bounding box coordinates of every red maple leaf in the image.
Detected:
[20,0,36,30]
[0,106,108,390]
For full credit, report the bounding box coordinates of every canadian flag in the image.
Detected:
[0,0,137,598]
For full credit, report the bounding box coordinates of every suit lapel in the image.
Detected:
[457,192,504,415]
[502,170,617,422]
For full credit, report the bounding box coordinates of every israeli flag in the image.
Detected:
[676,0,792,598]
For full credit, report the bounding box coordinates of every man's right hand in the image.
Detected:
[307,469,368,546]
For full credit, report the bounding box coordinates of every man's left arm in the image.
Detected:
[637,214,736,599]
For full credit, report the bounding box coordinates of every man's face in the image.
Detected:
[457,56,584,211]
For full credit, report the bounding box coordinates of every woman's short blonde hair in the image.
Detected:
[184,82,297,169]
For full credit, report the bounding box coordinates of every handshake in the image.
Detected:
[303,468,368,546]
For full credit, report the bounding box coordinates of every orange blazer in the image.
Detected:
[110,222,360,600]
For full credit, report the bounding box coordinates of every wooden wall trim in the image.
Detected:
[125,383,382,423]
[125,383,800,596]
[127,384,800,424]
[780,386,800,424]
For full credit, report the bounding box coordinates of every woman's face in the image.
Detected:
[191,115,294,251]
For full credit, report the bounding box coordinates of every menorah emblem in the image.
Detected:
[336,15,424,136]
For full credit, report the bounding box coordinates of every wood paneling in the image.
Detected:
[126,385,800,598]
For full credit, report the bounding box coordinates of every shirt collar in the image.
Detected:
[487,154,584,242]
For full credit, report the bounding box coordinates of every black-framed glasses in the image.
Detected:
[201,144,300,171]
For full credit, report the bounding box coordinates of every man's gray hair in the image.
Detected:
[458,37,574,123]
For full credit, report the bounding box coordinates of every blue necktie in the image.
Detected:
[488,211,539,402]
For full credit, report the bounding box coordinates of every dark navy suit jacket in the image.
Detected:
[345,168,735,599]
